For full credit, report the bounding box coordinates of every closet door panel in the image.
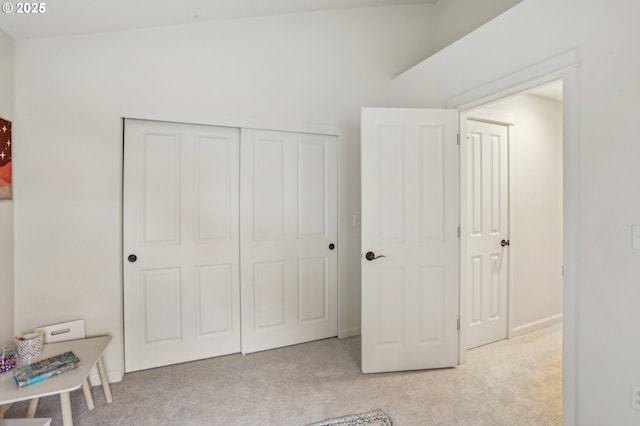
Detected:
[241,129,338,353]
[124,120,241,372]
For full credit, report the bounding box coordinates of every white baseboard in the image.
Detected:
[89,368,123,386]
[338,327,361,339]
[510,313,563,338]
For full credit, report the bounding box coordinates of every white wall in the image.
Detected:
[471,93,563,336]
[431,0,523,55]
[0,28,14,346]
[391,0,640,424]
[12,5,435,380]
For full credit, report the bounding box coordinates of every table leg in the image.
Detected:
[81,378,95,410]
[60,392,73,426]
[27,398,39,417]
[97,356,112,404]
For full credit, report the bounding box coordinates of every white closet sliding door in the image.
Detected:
[123,119,241,372]
[240,129,338,354]
[124,121,338,371]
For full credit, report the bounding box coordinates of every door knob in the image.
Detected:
[500,239,510,247]
[365,251,386,261]
[128,254,138,263]
[329,243,335,250]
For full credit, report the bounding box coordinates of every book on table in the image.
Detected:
[13,351,81,388]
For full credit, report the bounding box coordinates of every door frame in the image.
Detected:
[447,49,578,425]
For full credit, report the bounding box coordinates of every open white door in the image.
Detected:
[361,108,459,373]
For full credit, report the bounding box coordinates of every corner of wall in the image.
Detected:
[0,27,14,346]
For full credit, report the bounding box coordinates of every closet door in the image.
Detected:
[240,129,338,353]
[123,119,241,372]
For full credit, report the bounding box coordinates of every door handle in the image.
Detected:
[127,254,138,263]
[501,239,510,247]
[365,251,386,261]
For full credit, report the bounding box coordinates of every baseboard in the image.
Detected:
[89,368,123,386]
[338,327,361,339]
[510,313,563,338]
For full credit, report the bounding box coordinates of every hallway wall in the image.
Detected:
[477,92,564,336]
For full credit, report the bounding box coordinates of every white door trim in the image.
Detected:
[120,105,339,137]
[449,53,579,426]
[446,49,578,110]
[464,112,515,127]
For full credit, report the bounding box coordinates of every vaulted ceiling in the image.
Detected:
[0,0,437,40]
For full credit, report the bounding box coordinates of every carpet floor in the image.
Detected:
[5,323,562,425]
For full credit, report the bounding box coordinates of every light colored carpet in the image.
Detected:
[5,324,561,425]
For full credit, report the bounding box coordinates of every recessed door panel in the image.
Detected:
[143,133,180,244]
[378,268,404,346]
[378,125,404,242]
[470,256,482,326]
[468,132,483,237]
[419,125,445,241]
[254,261,286,329]
[490,135,503,234]
[489,253,501,320]
[196,264,233,335]
[253,138,285,242]
[298,141,326,238]
[195,135,234,242]
[298,258,327,323]
[144,268,181,343]
[420,266,445,344]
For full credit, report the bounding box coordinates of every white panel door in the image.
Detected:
[462,119,509,349]
[240,129,338,354]
[361,108,459,373]
[123,119,241,372]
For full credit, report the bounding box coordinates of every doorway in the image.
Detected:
[460,80,564,351]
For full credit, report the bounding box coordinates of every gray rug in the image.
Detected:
[306,409,393,426]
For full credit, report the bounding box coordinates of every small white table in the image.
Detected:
[0,336,112,426]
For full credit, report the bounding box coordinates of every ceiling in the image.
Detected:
[527,81,563,102]
[0,0,437,40]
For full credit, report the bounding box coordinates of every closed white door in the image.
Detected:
[123,119,241,372]
[462,119,509,349]
[240,129,338,354]
[361,108,459,373]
